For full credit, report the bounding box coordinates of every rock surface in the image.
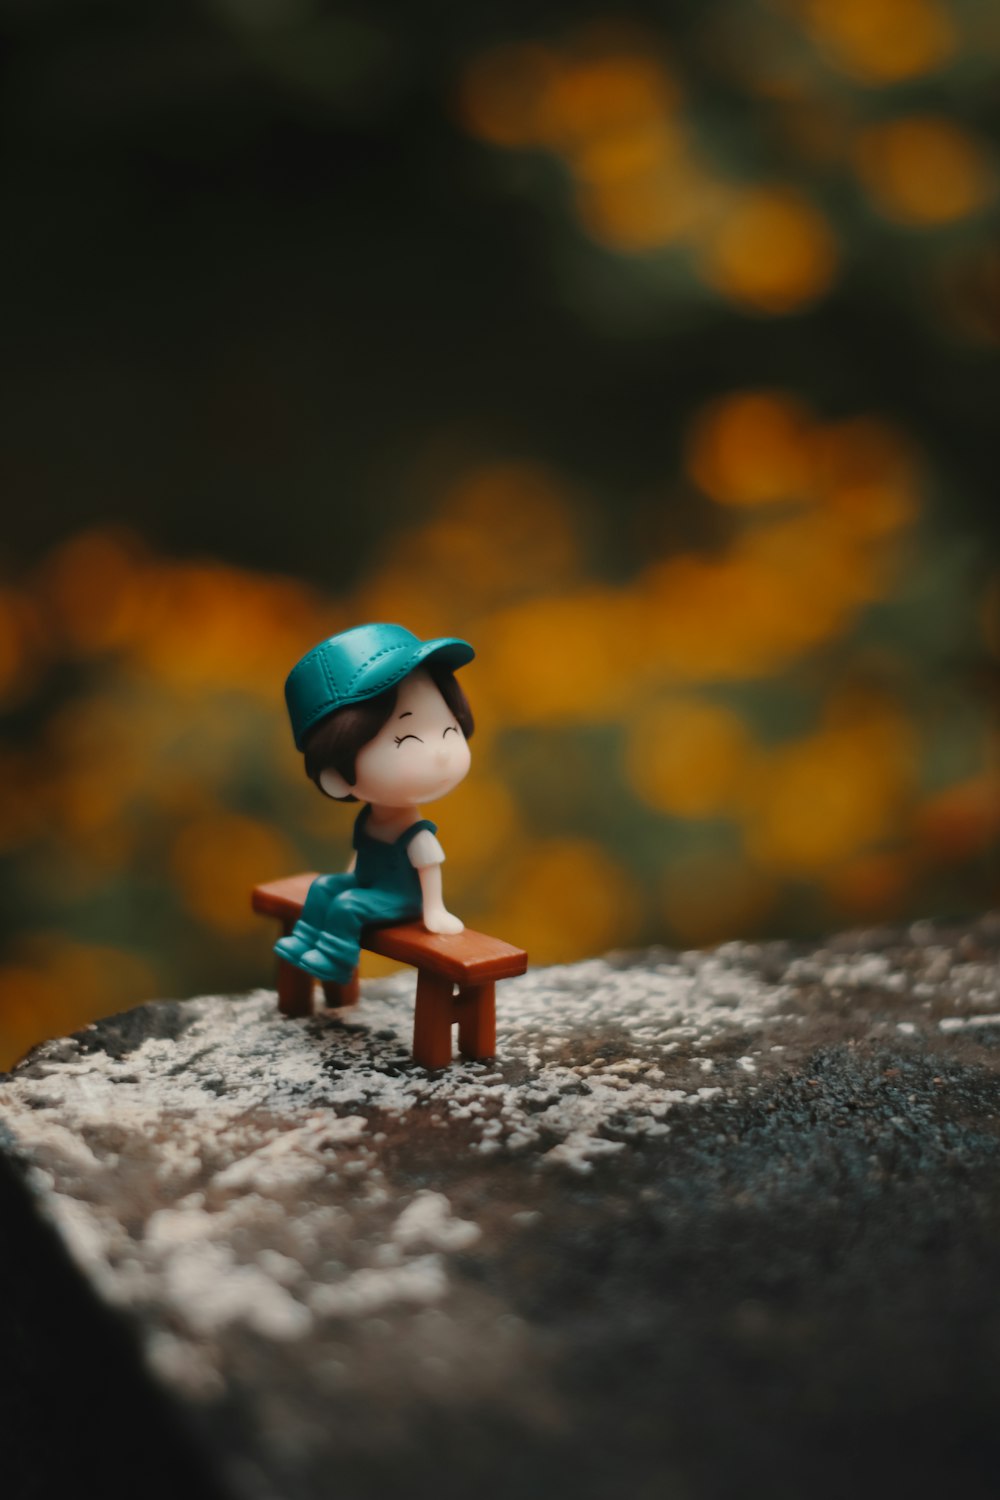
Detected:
[3,916,1000,1500]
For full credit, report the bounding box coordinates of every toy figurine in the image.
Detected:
[276,623,475,984]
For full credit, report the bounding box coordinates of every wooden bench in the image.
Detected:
[251,873,528,1069]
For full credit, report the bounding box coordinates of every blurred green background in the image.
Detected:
[1,0,997,1067]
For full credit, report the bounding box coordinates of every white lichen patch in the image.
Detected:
[310,1254,448,1318]
[393,1191,481,1253]
[163,1240,313,1341]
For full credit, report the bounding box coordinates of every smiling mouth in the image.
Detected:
[425,774,459,795]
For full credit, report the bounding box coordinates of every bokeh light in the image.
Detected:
[855,117,995,226]
[697,187,839,314]
[686,393,815,507]
[797,0,956,84]
[626,697,754,818]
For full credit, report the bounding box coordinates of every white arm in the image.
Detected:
[417,862,464,935]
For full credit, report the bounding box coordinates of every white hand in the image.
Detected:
[423,908,464,936]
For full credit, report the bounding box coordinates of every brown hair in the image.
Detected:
[303,667,474,800]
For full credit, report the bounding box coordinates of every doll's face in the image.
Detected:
[341,667,471,807]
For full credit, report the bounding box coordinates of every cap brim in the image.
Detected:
[412,637,476,674]
[348,635,475,702]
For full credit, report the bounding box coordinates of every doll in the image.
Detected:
[276,623,475,984]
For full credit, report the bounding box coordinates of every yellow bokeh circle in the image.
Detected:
[699,188,838,314]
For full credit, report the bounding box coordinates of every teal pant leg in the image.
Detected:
[275,873,357,967]
[302,872,356,927]
[301,885,421,982]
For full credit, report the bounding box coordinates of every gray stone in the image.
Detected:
[3,915,1000,1500]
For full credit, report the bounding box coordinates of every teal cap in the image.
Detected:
[285,622,475,750]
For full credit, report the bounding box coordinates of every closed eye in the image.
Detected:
[394,734,423,746]
[442,725,458,738]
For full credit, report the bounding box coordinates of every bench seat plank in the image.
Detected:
[365,923,527,982]
[252,874,528,982]
[252,873,320,923]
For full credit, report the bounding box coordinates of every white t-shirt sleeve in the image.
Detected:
[408,830,446,869]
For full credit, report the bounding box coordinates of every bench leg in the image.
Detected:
[276,916,313,1018]
[457,982,496,1061]
[277,957,314,1018]
[413,971,456,1069]
[322,971,360,1008]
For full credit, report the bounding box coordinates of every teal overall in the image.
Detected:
[274,806,436,983]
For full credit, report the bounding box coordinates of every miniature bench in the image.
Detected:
[251,873,528,1069]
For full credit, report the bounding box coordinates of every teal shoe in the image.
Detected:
[297,947,355,984]
[275,922,321,964]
